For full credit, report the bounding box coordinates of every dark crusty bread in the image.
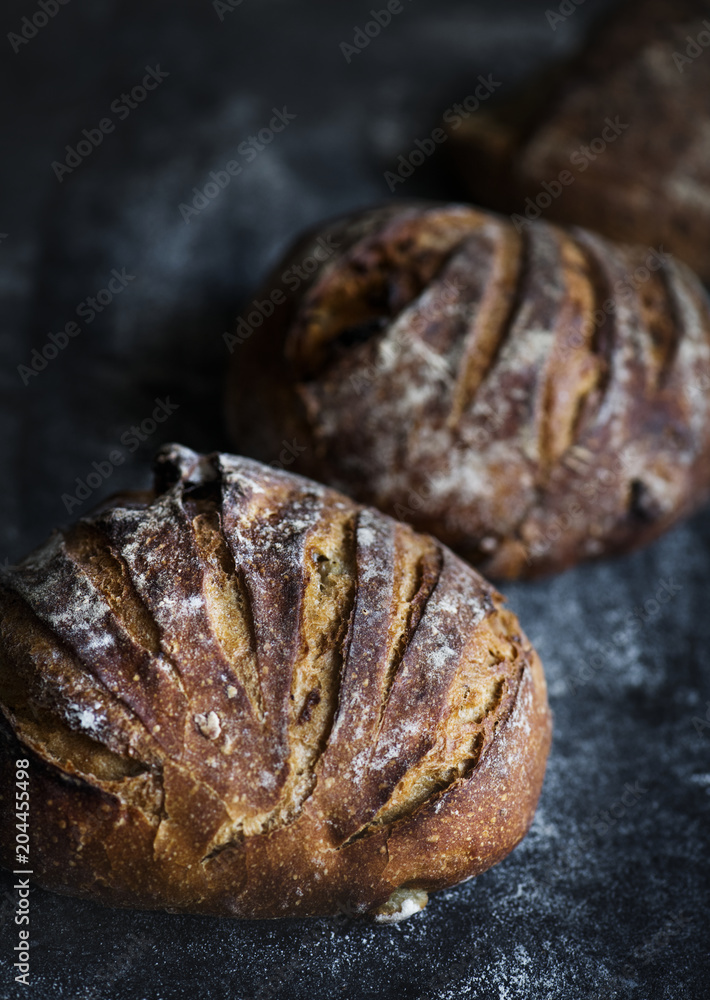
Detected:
[448,0,710,281]
[226,202,710,579]
[0,444,550,921]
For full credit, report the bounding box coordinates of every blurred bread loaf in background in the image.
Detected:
[227,203,710,579]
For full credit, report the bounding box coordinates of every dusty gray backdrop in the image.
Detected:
[1,0,709,997]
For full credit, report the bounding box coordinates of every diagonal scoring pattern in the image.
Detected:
[273,203,710,578]
[0,445,549,918]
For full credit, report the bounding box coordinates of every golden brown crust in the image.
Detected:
[226,202,710,579]
[0,444,550,920]
[448,0,710,281]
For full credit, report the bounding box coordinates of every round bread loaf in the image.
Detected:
[0,444,550,921]
[226,202,710,578]
[448,0,710,281]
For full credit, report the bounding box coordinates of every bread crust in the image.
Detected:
[448,0,710,281]
[226,202,710,579]
[0,445,550,920]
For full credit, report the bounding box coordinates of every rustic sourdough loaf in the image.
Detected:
[448,0,710,281]
[0,444,550,921]
[227,202,710,578]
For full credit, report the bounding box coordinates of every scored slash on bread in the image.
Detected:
[0,444,550,920]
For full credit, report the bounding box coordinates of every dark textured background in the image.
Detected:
[1,1,709,997]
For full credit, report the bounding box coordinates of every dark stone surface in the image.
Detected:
[1,0,708,997]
